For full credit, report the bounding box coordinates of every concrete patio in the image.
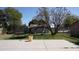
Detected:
[0,40,79,51]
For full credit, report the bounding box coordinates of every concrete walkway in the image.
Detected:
[0,40,79,51]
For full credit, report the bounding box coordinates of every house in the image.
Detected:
[29,23,55,34]
[29,24,50,34]
[70,20,79,37]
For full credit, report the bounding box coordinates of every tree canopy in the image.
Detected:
[32,7,70,35]
[63,15,78,28]
[0,7,23,34]
[4,7,22,26]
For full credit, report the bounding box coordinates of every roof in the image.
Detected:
[70,20,79,27]
[29,24,48,28]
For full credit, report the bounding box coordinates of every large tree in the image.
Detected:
[0,10,8,34]
[50,7,70,34]
[35,7,55,35]
[0,10,4,25]
[4,7,22,25]
[4,7,22,33]
[63,15,78,29]
[34,7,70,35]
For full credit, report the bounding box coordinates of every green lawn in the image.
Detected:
[33,33,70,39]
[0,34,12,40]
[7,34,28,40]
[6,33,70,39]
[0,32,78,40]
[0,33,70,39]
[0,33,79,45]
[0,34,28,40]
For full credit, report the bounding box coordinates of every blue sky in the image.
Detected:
[0,7,79,25]
[15,7,38,25]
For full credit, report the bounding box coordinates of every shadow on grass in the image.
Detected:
[33,34,56,39]
[6,34,28,40]
[63,35,79,45]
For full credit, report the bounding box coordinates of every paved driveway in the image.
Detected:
[0,40,79,51]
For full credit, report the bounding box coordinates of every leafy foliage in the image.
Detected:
[63,15,78,28]
[0,7,22,34]
[4,7,22,25]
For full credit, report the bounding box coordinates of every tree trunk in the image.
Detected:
[53,25,59,34]
[50,28,54,35]
[2,22,7,34]
[47,25,54,35]
[54,27,58,34]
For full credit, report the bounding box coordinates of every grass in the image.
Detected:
[7,34,28,40]
[0,34,28,40]
[66,37,79,45]
[0,32,79,45]
[33,33,79,45]
[1,32,78,40]
[0,33,70,40]
[0,34,12,40]
[33,33,70,39]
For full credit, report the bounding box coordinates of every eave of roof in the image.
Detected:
[70,20,79,27]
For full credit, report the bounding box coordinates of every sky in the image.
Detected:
[0,7,79,25]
